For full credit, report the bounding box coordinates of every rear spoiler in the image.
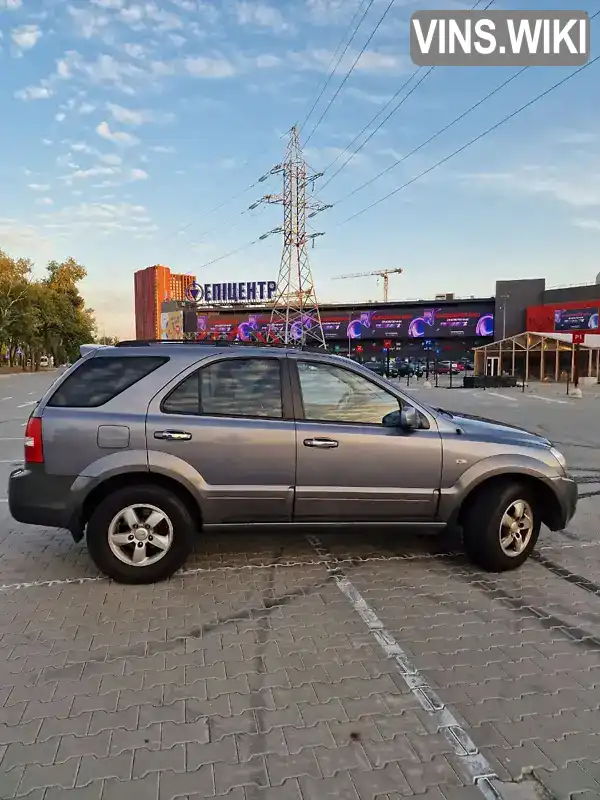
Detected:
[79,343,109,358]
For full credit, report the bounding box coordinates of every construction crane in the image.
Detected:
[333,268,403,302]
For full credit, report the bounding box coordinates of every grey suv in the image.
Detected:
[9,341,577,584]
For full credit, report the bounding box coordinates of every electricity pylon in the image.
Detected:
[253,126,330,347]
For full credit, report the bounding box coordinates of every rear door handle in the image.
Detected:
[154,430,192,441]
[303,438,339,449]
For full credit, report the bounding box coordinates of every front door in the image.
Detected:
[146,355,296,523]
[486,356,500,376]
[291,357,442,521]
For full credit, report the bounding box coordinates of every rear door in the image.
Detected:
[291,356,442,521]
[146,354,297,524]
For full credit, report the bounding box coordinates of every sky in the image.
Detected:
[0,0,598,338]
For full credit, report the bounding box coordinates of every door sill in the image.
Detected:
[203,521,447,532]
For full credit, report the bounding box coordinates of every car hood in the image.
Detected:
[439,410,551,447]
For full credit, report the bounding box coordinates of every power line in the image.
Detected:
[303,0,398,148]
[320,67,434,191]
[298,0,376,134]
[158,130,290,248]
[331,54,599,229]
[334,66,527,205]
[318,0,495,191]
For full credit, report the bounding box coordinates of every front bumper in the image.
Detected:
[8,466,75,530]
[548,475,578,530]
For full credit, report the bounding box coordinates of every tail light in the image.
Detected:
[24,416,44,464]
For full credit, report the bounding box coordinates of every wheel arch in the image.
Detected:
[79,472,203,540]
[454,473,564,531]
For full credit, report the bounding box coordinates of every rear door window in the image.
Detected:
[47,356,168,408]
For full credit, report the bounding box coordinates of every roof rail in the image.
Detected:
[115,339,292,349]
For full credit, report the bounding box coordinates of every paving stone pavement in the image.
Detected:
[1,378,600,799]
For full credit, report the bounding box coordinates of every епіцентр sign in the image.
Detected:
[410,10,590,67]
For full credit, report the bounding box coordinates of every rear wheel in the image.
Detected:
[462,481,540,571]
[86,485,196,584]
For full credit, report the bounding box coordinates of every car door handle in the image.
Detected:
[154,430,192,441]
[303,438,339,449]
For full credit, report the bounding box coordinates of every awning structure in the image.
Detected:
[473,332,600,383]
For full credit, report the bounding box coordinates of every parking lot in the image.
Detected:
[1,370,600,800]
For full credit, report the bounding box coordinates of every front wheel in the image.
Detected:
[86,485,196,584]
[462,482,540,572]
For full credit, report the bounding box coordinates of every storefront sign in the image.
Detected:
[185,280,277,305]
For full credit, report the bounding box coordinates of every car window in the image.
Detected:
[297,361,401,424]
[162,358,283,418]
[47,356,168,408]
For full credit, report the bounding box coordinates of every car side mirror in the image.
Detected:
[400,406,419,430]
[382,409,401,427]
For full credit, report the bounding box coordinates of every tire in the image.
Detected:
[462,481,540,572]
[86,485,196,584]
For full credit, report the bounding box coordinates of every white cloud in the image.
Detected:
[100,153,122,165]
[122,42,146,59]
[79,102,96,114]
[129,168,148,180]
[56,58,73,79]
[0,0,23,10]
[556,132,598,146]
[15,84,52,100]
[573,219,600,232]
[185,55,236,78]
[235,2,289,31]
[11,24,42,50]
[35,197,54,206]
[292,48,405,74]
[67,6,111,40]
[55,113,66,122]
[107,103,149,125]
[255,54,281,68]
[151,145,175,153]
[96,120,140,146]
[464,168,600,209]
[28,183,50,191]
[347,87,393,105]
[69,166,119,180]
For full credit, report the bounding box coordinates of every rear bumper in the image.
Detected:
[8,466,74,530]
[548,475,578,530]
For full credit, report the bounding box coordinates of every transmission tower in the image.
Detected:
[253,126,330,347]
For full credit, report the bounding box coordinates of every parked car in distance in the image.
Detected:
[9,340,577,584]
[437,361,461,375]
[364,360,399,378]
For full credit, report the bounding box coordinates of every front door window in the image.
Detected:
[297,361,401,424]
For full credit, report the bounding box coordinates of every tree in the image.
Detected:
[96,335,120,345]
[0,249,97,370]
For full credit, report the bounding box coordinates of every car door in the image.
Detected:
[146,354,296,524]
[291,356,442,521]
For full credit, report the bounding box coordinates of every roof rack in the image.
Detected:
[115,339,292,349]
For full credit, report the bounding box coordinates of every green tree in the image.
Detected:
[0,250,97,370]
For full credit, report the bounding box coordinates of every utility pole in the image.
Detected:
[256,126,330,348]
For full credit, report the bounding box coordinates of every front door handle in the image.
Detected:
[154,430,192,441]
[303,438,339,449]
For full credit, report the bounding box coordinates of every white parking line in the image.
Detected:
[481,391,519,403]
[306,534,503,799]
[525,395,571,405]
[1,397,12,401]
[16,401,36,408]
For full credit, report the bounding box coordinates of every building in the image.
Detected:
[494,277,600,340]
[134,265,196,339]
[159,294,496,362]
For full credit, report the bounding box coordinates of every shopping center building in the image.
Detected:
[133,266,600,364]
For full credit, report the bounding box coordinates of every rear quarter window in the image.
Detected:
[46,356,168,408]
